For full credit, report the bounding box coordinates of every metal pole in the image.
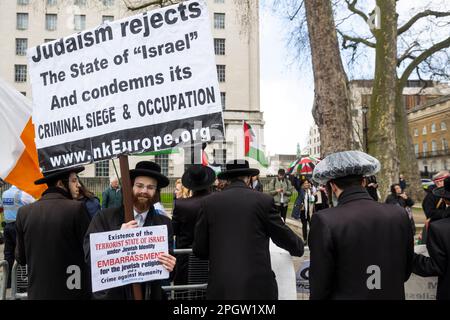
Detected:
[118,155,143,300]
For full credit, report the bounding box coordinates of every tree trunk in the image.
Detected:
[395,83,423,202]
[369,0,399,200]
[305,0,353,157]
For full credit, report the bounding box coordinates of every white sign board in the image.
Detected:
[269,240,297,300]
[404,245,438,300]
[89,225,169,292]
[28,0,224,172]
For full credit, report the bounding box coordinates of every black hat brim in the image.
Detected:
[182,166,216,191]
[130,169,170,188]
[34,166,85,185]
[218,168,259,180]
[432,186,450,200]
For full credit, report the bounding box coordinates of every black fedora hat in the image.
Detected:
[432,176,450,200]
[130,161,169,188]
[182,165,215,191]
[34,166,85,185]
[217,160,259,180]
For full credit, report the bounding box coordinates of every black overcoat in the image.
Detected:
[15,188,91,300]
[308,187,414,300]
[193,180,304,300]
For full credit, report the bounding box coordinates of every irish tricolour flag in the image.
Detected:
[0,78,46,198]
[244,121,269,168]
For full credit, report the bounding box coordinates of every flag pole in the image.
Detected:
[119,155,143,300]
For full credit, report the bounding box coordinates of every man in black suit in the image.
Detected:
[15,166,91,300]
[83,161,176,300]
[193,160,304,300]
[172,164,215,284]
[413,177,450,300]
[309,151,414,300]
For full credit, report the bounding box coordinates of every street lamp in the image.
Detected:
[361,105,369,152]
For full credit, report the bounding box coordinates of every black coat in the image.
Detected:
[15,188,91,300]
[422,186,447,220]
[385,194,414,208]
[172,194,208,285]
[413,210,450,300]
[193,180,304,300]
[83,206,174,300]
[308,187,414,300]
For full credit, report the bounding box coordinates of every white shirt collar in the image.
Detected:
[133,208,149,227]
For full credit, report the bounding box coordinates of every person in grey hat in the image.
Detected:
[15,166,91,299]
[413,176,450,300]
[193,160,304,299]
[83,161,176,300]
[308,150,414,300]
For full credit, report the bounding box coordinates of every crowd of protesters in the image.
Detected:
[2,150,450,300]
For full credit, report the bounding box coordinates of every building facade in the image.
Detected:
[408,95,450,176]
[0,0,266,178]
[305,124,320,158]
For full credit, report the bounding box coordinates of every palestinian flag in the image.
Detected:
[244,121,269,168]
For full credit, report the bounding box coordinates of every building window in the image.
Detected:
[95,160,109,177]
[214,0,225,3]
[216,65,225,82]
[16,38,28,56]
[44,39,55,43]
[220,92,226,110]
[423,141,428,156]
[431,123,436,133]
[17,0,30,5]
[413,128,418,137]
[74,0,86,5]
[74,15,86,31]
[47,0,57,5]
[102,0,115,6]
[432,140,437,155]
[102,15,114,23]
[213,149,226,166]
[441,122,447,131]
[214,38,225,55]
[214,13,225,29]
[46,14,57,31]
[16,13,28,30]
[443,138,449,151]
[15,65,27,82]
[422,126,427,135]
[414,144,419,156]
[155,154,169,176]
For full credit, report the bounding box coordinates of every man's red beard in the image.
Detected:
[132,192,155,212]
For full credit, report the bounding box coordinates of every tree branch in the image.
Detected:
[400,36,450,85]
[344,0,369,24]
[122,0,175,11]
[397,41,420,66]
[398,10,450,35]
[337,29,376,48]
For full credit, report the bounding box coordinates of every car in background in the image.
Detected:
[421,179,434,190]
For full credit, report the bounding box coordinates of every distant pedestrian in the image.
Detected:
[72,178,101,220]
[399,174,407,191]
[101,175,122,209]
[1,185,34,288]
[250,175,263,192]
[309,151,414,299]
[174,178,190,200]
[385,184,416,235]
[269,169,293,222]
[292,176,315,241]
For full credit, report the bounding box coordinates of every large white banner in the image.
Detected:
[28,0,224,172]
[89,225,169,292]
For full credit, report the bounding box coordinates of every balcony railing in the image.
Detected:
[416,149,450,159]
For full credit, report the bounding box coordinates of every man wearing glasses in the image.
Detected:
[84,161,176,300]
